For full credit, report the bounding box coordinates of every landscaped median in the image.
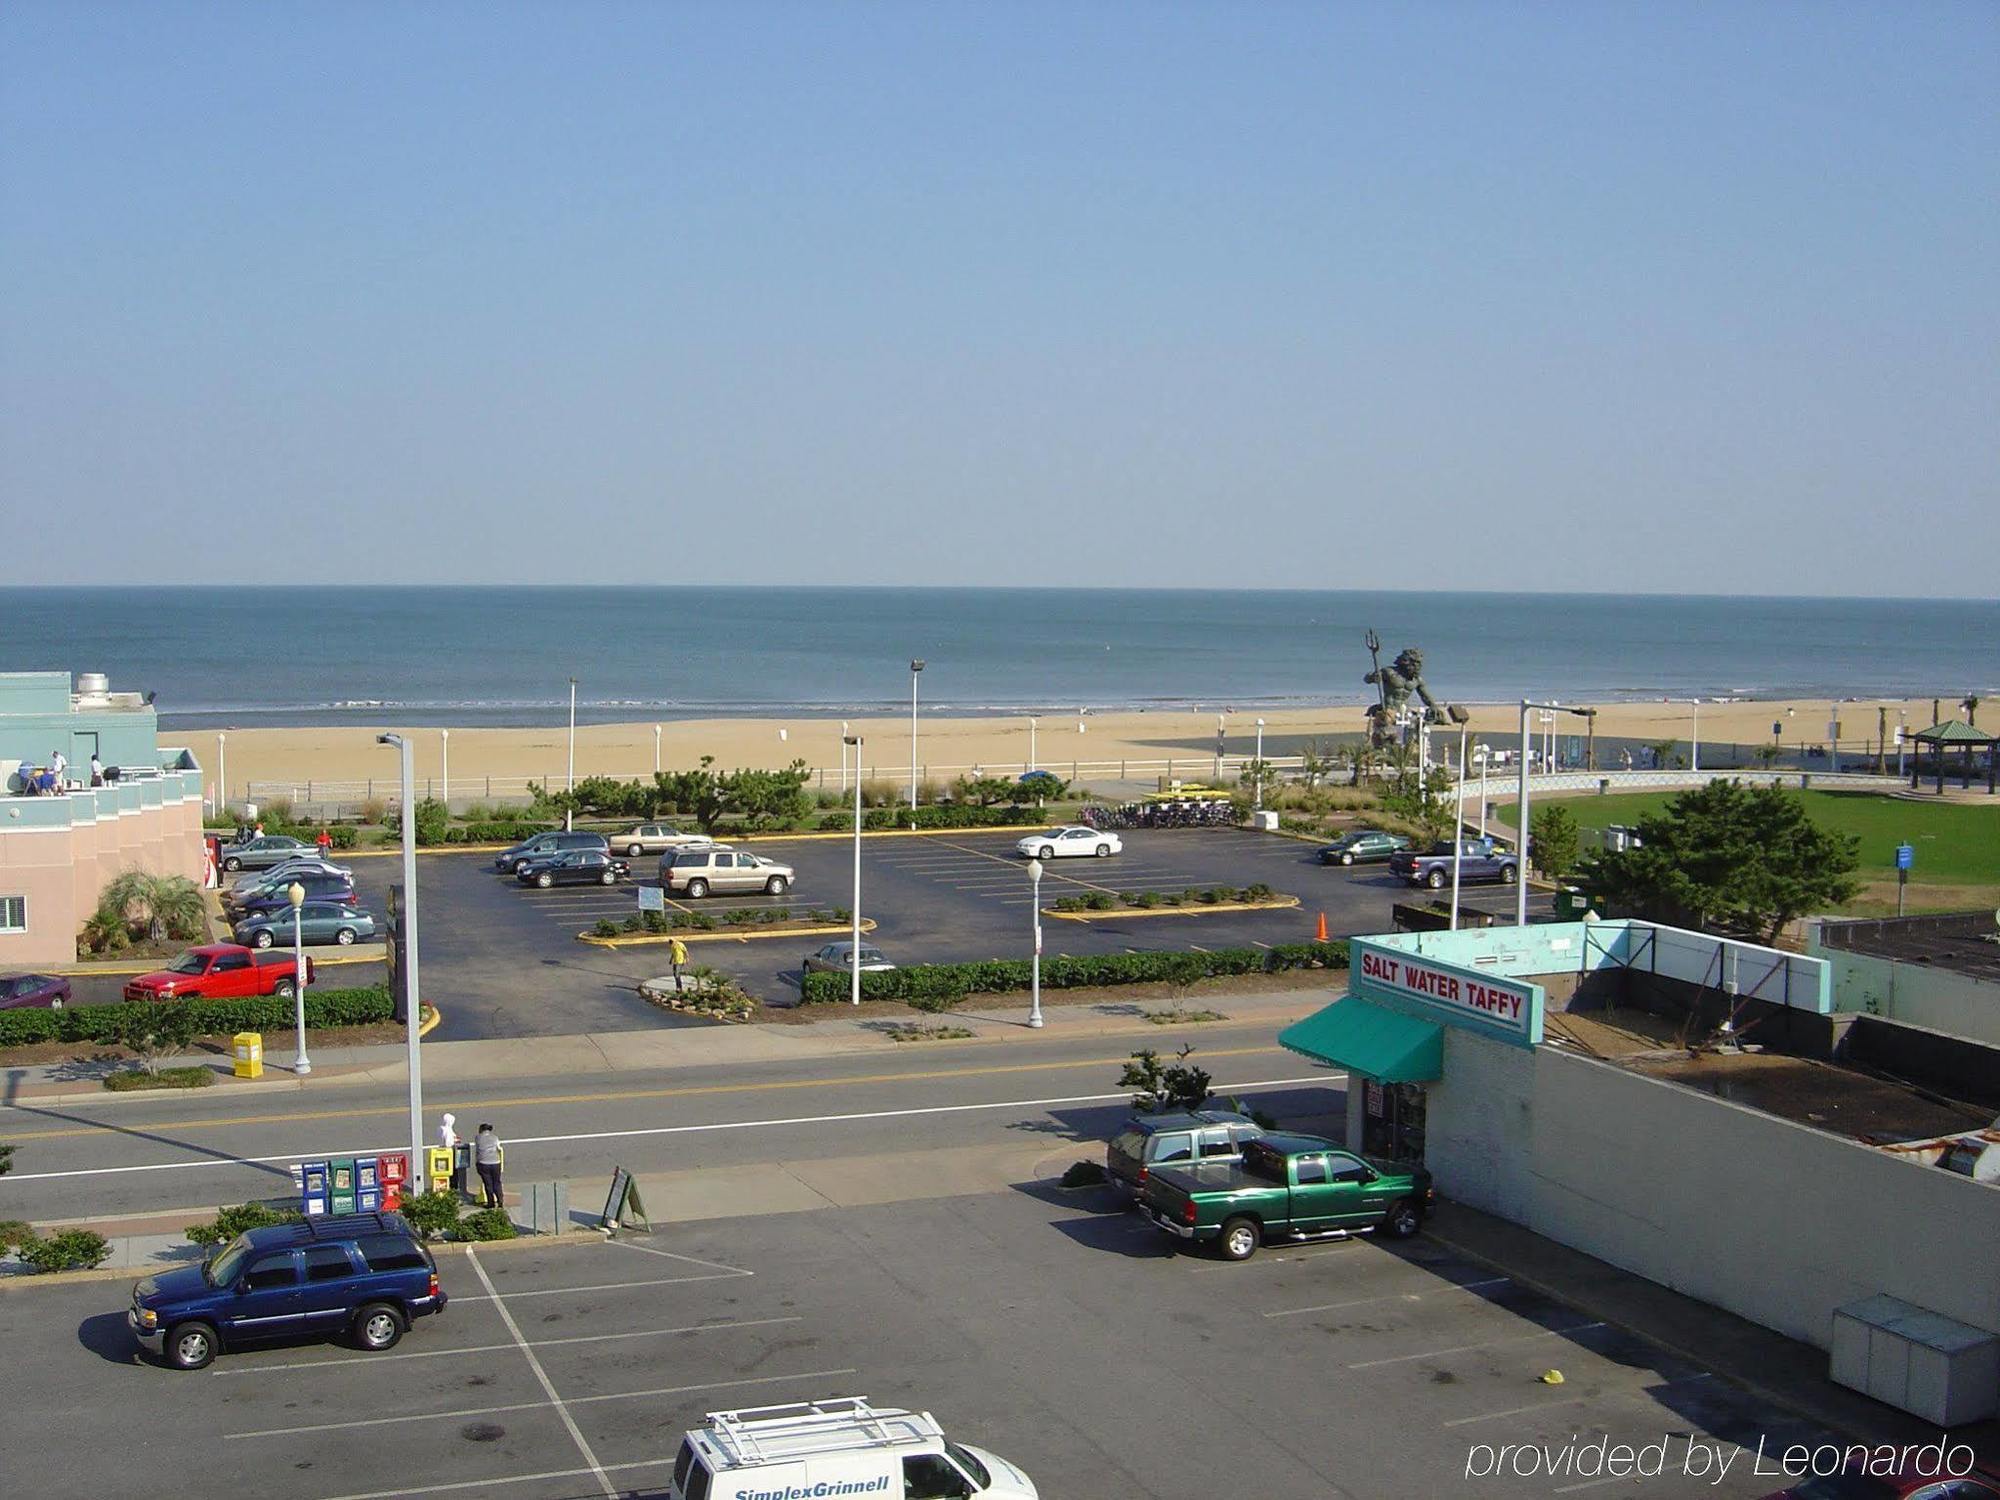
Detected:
[578,907,871,947]
[0,985,398,1049]
[797,940,1348,1008]
[1041,883,1297,921]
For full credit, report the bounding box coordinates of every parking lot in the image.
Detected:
[6,1188,1833,1499]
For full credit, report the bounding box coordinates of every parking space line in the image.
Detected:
[1346,1321,1606,1369]
[211,1315,802,1375]
[1263,1277,1509,1318]
[1554,1474,1634,1495]
[603,1238,757,1276]
[224,1365,862,1440]
[453,1271,749,1302]
[469,1249,615,1498]
[315,1457,675,1500]
[1439,1396,1588,1427]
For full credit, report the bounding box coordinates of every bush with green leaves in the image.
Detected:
[1120,1044,1213,1113]
[0,1142,12,1177]
[396,1189,462,1239]
[1530,805,1581,879]
[186,1202,306,1247]
[15,1228,112,1274]
[0,1219,31,1251]
[454,1207,517,1242]
[796,941,1347,1006]
[111,1002,200,1074]
[0,985,393,1049]
[80,869,208,954]
[103,1065,212,1091]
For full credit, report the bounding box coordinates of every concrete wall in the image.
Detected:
[1428,1039,2000,1350]
[1814,945,2000,1048]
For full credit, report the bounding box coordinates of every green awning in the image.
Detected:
[1279,997,1444,1083]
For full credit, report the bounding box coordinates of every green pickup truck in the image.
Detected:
[1140,1132,1433,1262]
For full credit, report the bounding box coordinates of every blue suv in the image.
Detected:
[128,1211,446,1370]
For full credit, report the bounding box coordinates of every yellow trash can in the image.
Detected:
[232,1032,263,1079]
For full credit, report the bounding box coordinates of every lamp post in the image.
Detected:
[909,661,925,808]
[1477,740,1490,839]
[1516,700,1593,927]
[1253,718,1266,812]
[566,677,577,788]
[216,732,227,818]
[1449,717,1470,931]
[1026,858,1044,1029]
[440,730,449,811]
[653,724,661,776]
[1214,714,1225,782]
[377,734,424,1169]
[839,721,849,793]
[1686,700,1700,773]
[844,734,863,1006]
[288,882,311,1076]
[1027,716,1037,775]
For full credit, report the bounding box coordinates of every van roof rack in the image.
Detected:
[698,1396,938,1467]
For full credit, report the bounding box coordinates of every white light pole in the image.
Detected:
[378,733,424,1169]
[288,881,311,1076]
[1478,742,1490,839]
[844,734,863,1005]
[1253,718,1266,812]
[653,724,661,776]
[440,730,449,811]
[1214,714,1225,781]
[567,677,578,790]
[839,721,850,793]
[1026,858,1044,1029]
[1686,700,1700,773]
[216,732,227,817]
[909,661,925,808]
[1027,716,1037,775]
[1449,719,1470,931]
[1517,700,1591,927]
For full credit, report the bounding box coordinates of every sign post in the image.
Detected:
[1895,842,1914,917]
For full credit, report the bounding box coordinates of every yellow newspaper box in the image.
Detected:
[231,1032,263,1079]
[425,1146,454,1194]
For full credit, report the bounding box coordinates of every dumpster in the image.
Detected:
[329,1157,357,1215]
[300,1160,330,1217]
[231,1032,263,1079]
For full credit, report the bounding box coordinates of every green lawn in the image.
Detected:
[1499,789,2000,885]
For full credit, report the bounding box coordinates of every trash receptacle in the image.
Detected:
[232,1032,263,1079]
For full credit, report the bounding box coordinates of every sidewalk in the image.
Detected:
[0,985,1331,1107]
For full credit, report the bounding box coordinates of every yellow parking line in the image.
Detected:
[0,1043,1289,1144]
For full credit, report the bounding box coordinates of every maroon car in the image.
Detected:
[0,973,71,1010]
[1760,1459,2000,1498]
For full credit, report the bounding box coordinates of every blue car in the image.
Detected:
[129,1211,446,1370]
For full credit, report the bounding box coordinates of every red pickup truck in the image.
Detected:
[123,944,315,1003]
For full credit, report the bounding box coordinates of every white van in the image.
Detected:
[667,1396,1037,1500]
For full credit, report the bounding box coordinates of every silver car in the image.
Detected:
[611,823,713,858]
[802,941,894,977]
[230,856,350,893]
[662,845,794,898]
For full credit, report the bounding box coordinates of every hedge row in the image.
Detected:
[814,804,1052,833]
[797,941,1348,1007]
[388,820,558,846]
[0,985,393,1048]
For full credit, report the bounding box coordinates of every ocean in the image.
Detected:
[0,586,1991,730]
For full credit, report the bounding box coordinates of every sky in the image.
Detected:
[1,2,1994,594]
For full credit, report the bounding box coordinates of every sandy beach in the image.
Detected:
[187,697,1961,800]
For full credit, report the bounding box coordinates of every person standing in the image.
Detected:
[473,1123,503,1209]
[88,751,104,786]
[669,936,688,989]
[438,1112,463,1196]
[316,827,333,855]
[50,748,67,787]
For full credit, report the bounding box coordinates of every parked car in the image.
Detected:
[230,872,358,919]
[1015,826,1122,860]
[218,834,315,872]
[233,902,378,949]
[124,944,316,1002]
[128,1210,445,1370]
[1140,1132,1432,1261]
[1387,838,1520,890]
[1758,1460,2000,1498]
[493,830,608,874]
[226,865,354,910]
[0,973,71,1010]
[231,855,350,892]
[662,845,794,898]
[803,941,894,977]
[517,849,629,888]
[1317,829,1411,866]
[609,822,712,857]
[1104,1108,1266,1199]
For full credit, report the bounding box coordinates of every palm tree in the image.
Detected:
[1962,695,1982,727]
[97,869,207,945]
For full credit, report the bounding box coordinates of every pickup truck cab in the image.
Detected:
[123,943,316,1002]
[1141,1132,1432,1261]
[1388,838,1519,890]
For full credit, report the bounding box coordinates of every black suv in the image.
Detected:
[493,830,609,875]
[129,1211,446,1370]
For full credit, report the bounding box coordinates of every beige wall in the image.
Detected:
[0,801,206,967]
[1426,1037,2000,1350]
[1817,946,2000,1047]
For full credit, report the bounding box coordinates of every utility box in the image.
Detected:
[231,1032,263,1079]
[526,1181,570,1236]
[1249,811,1279,832]
[1830,1294,1999,1425]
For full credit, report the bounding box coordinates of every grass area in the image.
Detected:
[1502,788,2000,891]
[103,1065,214,1091]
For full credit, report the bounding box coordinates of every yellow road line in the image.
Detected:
[0,1042,1288,1143]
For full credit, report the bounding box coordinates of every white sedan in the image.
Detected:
[1016,826,1122,860]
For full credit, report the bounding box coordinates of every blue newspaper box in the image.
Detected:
[300,1160,330,1217]
[356,1186,382,1213]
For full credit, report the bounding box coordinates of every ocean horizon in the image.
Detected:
[0,585,1992,730]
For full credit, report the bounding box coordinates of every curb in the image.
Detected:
[578,919,876,949]
[1041,895,1300,922]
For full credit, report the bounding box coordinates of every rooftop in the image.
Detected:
[1620,1050,1995,1146]
[1817,911,2000,984]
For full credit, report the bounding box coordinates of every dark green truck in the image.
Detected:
[1140,1132,1433,1261]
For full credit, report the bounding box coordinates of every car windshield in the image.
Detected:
[945,1443,990,1489]
[165,953,208,975]
[207,1233,256,1286]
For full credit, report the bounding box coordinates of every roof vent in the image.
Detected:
[75,672,110,699]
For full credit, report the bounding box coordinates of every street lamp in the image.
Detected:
[440,730,449,810]
[1214,714,1226,781]
[909,661,925,809]
[1516,700,1594,927]
[216,732,227,819]
[1447,713,1470,931]
[377,734,424,1169]
[839,721,850,793]
[1684,700,1700,773]
[567,676,578,791]
[1027,716,1037,775]
[653,724,662,776]
[1026,858,1044,1029]
[287,882,311,1076]
[1253,718,1266,812]
[844,734,863,1006]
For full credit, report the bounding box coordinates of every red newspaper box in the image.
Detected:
[377,1152,410,1211]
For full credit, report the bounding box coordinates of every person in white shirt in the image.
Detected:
[89,752,104,787]
[50,749,67,785]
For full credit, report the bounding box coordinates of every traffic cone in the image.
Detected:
[1315,912,1329,943]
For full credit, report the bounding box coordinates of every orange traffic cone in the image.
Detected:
[1315,911,1329,943]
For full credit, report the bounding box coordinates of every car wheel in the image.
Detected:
[1500,864,1518,885]
[765,875,789,895]
[223,857,242,872]
[167,1321,218,1371]
[252,929,274,950]
[353,1302,405,1352]
[1218,1217,1260,1262]
[600,869,617,885]
[627,844,644,857]
[1340,852,1355,866]
[1425,868,1447,890]
[1382,1198,1423,1239]
[685,878,709,899]
[1036,846,1054,860]
[274,978,295,999]
[536,872,554,888]
[335,927,356,946]
[1095,844,1111,857]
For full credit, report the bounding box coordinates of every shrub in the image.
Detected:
[1059,1160,1107,1188]
[323,825,360,849]
[795,942,1348,1006]
[454,1207,516,1241]
[1121,1044,1212,1113]
[103,1065,212,1091]
[0,985,394,1049]
[593,919,620,938]
[361,797,390,824]
[15,1229,112,1274]
[0,1219,32,1251]
[186,1202,305,1247]
[1246,882,1274,901]
[397,1189,462,1239]
[1084,891,1115,910]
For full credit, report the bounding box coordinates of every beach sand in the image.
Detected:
[187,698,1958,799]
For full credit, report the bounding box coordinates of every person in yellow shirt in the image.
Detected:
[669,936,688,989]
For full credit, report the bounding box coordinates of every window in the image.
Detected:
[1295,1156,1329,1184]
[1328,1154,1374,1185]
[1149,1134,1194,1165]
[357,1235,428,1273]
[244,1254,298,1290]
[1199,1131,1236,1158]
[303,1246,355,1282]
[902,1455,971,1500]
[214,953,250,972]
[0,896,23,933]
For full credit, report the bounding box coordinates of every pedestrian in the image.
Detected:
[50,748,67,786]
[669,936,688,989]
[438,1112,462,1196]
[316,827,333,855]
[253,819,265,837]
[474,1123,503,1208]
[89,751,104,787]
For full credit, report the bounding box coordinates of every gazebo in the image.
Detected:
[1907,719,1997,795]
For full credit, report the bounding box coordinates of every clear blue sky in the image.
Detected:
[2,2,1993,593]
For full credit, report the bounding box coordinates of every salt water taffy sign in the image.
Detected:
[1352,938,1544,1048]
